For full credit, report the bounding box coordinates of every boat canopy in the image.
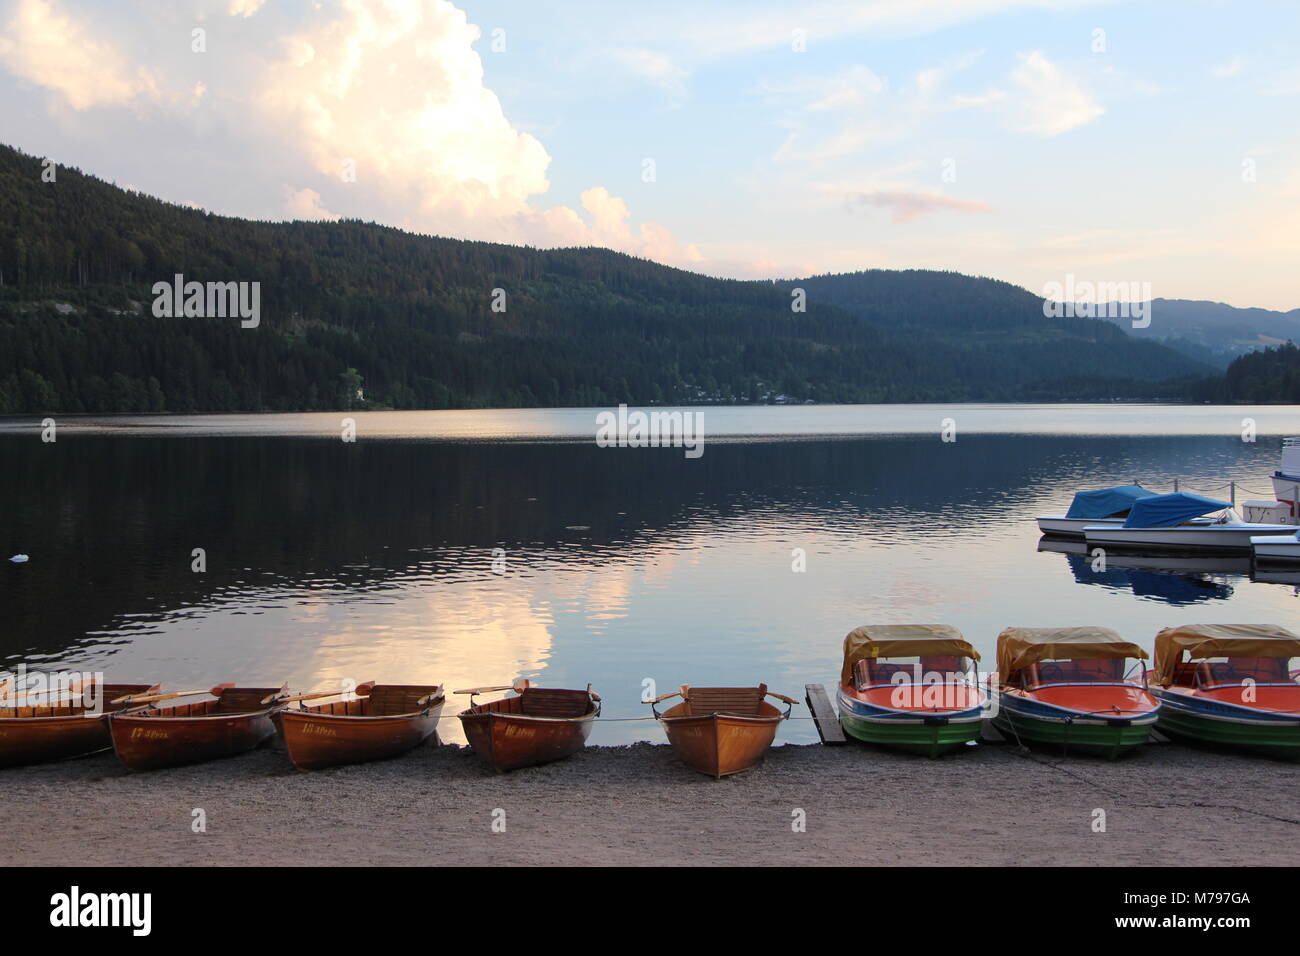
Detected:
[840,625,979,686]
[996,626,1147,680]
[1151,624,1300,686]
[1122,492,1231,528]
[1065,484,1155,519]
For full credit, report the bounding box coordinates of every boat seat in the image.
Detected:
[519,688,591,719]
[682,686,765,717]
[1025,659,1123,685]
[214,687,285,714]
[1195,658,1289,688]
[366,684,443,716]
[919,655,963,676]
[854,660,911,688]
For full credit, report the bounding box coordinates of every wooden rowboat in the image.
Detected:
[0,681,159,767]
[456,679,599,772]
[109,683,287,771]
[277,681,446,770]
[649,684,796,778]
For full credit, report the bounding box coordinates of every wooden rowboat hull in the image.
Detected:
[459,711,594,772]
[0,713,114,767]
[279,706,444,770]
[660,713,781,778]
[109,710,278,771]
[0,683,159,768]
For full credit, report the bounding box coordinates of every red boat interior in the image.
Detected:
[844,657,982,713]
[302,684,444,717]
[1165,657,1300,712]
[1007,659,1158,716]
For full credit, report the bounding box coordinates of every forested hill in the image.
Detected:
[0,142,1209,413]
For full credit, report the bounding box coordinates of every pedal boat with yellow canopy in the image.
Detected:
[836,625,986,757]
[1147,624,1300,760]
[991,627,1160,759]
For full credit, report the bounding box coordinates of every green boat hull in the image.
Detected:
[839,712,981,758]
[1156,710,1300,761]
[992,711,1153,759]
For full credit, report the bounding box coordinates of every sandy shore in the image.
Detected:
[2,738,1297,866]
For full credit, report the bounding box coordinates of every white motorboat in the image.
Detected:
[1083,492,1294,553]
[1038,514,1124,536]
[1271,437,1300,512]
[1036,484,1156,537]
[1251,532,1300,564]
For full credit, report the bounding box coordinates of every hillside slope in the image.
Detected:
[1099,299,1300,367]
[0,143,1208,412]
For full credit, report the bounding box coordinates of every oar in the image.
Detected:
[111,683,234,706]
[2,678,89,704]
[415,688,445,708]
[265,681,376,705]
[453,679,529,696]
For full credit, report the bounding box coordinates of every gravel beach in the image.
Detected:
[3,739,1297,866]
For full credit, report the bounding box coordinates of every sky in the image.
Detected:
[0,0,1296,309]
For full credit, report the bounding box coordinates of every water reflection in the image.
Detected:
[2,422,1299,744]
[1037,538,1240,605]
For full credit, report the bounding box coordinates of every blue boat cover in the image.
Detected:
[1122,492,1231,528]
[1064,484,1155,519]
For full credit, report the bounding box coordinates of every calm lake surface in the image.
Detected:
[3,403,1299,744]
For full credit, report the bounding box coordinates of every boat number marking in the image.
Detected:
[129,728,169,740]
[301,725,339,737]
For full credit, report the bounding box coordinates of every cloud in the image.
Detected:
[1211,56,1245,78]
[229,0,267,16]
[283,187,338,221]
[671,0,1115,61]
[1008,51,1103,135]
[250,0,701,264]
[609,48,688,98]
[0,0,162,110]
[842,190,993,223]
[1262,67,1300,96]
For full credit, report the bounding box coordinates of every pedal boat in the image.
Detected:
[1148,624,1300,760]
[835,624,985,757]
[991,627,1159,759]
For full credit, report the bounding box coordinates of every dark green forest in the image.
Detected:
[0,142,1248,414]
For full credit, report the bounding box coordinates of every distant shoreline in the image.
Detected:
[1,403,1297,442]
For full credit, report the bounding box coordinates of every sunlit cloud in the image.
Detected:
[843,190,993,224]
[0,0,163,110]
[1008,51,1103,135]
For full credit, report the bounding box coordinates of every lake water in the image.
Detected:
[2,403,1299,744]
